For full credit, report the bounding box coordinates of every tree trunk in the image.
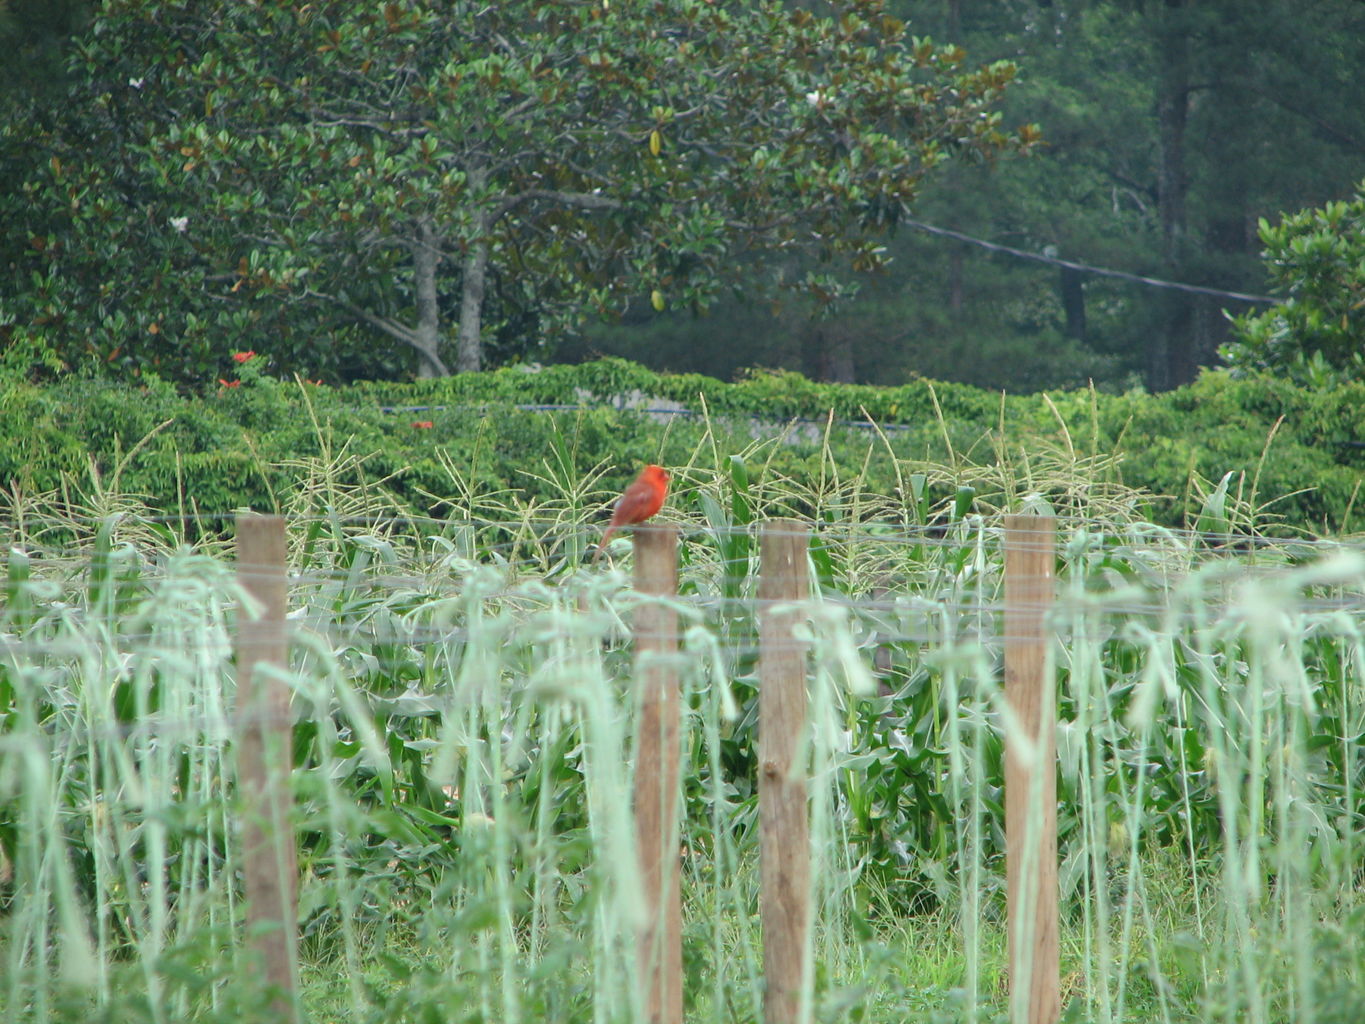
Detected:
[812,327,854,383]
[1156,3,1188,267]
[1152,0,1192,390]
[1201,149,1255,372]
[455,234,488,374]
[456,164,489,374]
[948,245,964,316]
[411,215,449,378]
[1060,266,1086,341]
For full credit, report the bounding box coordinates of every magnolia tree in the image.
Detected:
[1223,180,1365,387]
[5,0,1037,382]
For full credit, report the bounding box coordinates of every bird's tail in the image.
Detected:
[590,526,617,565]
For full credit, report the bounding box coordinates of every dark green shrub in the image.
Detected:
[2,359,1359,535]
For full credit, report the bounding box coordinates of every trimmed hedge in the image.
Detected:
[3,359,1361,534]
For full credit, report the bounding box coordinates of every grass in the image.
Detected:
[1,416,1363,1023]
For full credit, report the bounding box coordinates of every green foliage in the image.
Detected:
[0,0,1035,383]
[1224,180,1365,385]
[1098,370,1365,531]
[3,481,1363,1022]
[0,0,91,100]
[8,1,1365,392]
[1,359,1361,537]
[855,0,1365,391]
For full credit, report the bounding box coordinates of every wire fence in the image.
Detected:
[2,511,1363,1024]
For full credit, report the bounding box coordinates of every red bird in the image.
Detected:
[593,464,669,562]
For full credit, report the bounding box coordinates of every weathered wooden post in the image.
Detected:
[235,514,300,1023]
[632,524,683,1024]
[1003,514,1059,1024]
[758,519,811,1024]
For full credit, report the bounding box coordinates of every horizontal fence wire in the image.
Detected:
[4,531,1362,747]
[1,515,1355,548]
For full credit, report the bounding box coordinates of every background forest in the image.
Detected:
[573,0,1365,392]
[3,7,1365,1023]
[3,0,1364,394]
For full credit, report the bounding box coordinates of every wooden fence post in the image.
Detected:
[758,519,811,1024]
[1003,514,1059,1024]
[632,524,682,1024]
[235,514,300,1022]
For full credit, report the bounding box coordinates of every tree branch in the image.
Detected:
[491,188,624,222]
[1239,82,1363,150]
[306,289,419,346]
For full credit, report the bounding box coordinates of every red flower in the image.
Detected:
[218,379,241,389]
[231,351,256,364]
[411,420,434,429]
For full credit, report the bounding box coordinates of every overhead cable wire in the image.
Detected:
[901,218,1279,305]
